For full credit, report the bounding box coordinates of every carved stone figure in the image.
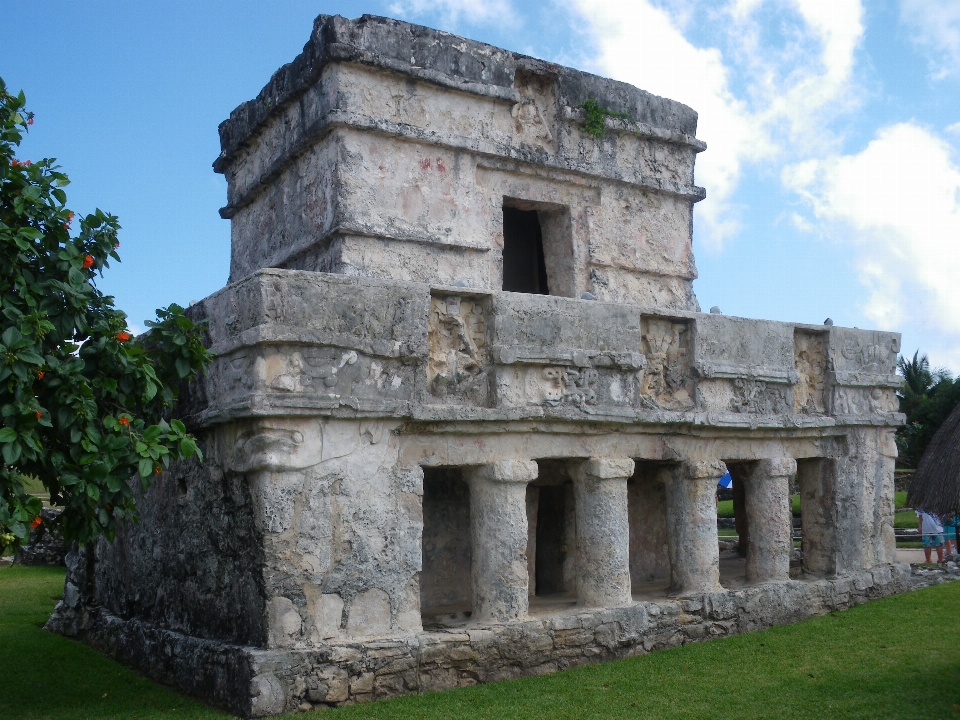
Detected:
[794,331,826,414]
[640,318,694,410]
[427,295,488,402]
[731,378,791,415]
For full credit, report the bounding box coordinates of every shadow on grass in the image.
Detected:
[2,566,959,719]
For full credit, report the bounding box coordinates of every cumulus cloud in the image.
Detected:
[571,0,765,245]
[900,0,960,80]
[571,0,864,248]
[387,0,517,27]
[783,123,960,361]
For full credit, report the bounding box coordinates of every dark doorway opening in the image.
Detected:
[420,467,472,625]
[535,484,572,595]
[502,207,549,294]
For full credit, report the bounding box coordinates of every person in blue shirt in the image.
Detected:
[942,511,958,557]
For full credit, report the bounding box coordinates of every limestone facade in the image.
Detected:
[49,15,906,717]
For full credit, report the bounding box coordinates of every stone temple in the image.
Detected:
[49,14,909,717]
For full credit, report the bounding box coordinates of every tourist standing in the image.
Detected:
[944,511,960,557]
[916,509,945,564]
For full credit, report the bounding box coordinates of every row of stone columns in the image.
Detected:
[462,456,798,623]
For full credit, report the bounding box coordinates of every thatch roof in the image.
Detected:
[907,401,960,514]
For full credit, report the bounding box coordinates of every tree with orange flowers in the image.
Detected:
[0,78,212,554]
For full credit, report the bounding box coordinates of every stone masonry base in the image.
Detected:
[49,564,930,717]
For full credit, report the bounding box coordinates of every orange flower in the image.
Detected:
[30,516,42,529]
[35,411,42,419]
[116,331,131,342]
[82,254,94,269]
[27,118,33,126]
[118,416,130,426]
[154,464,162,476]
[37,371,45,380]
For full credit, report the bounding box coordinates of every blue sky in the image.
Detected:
[3,1,959,370]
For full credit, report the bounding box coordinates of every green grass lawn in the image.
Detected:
[2,566,959,720]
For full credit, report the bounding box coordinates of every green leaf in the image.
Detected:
[18,351,44,365]
[1,326,21,346]
[138,458,153,478]
[179,436,197,457]
[0,427,16,443]
[2,441,22,465]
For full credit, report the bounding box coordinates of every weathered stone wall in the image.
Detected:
[215,15,705,311]
[92,442,267,645]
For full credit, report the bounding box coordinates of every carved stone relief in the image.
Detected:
[511,69,556,151]
[542,366,599,410]
[640,317,694,410]
[833,330,901,373]
[794,331,826,414]
[731,378,791,415]
[218,352,256,396]
[496,364,630,411]
[427,295,489,403]
[261,349,360,393]
[832,387,899,415]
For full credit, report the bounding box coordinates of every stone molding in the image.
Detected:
[184,270,904,432]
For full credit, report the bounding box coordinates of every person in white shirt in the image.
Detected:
[916,509,945,564]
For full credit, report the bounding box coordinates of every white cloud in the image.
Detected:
[571,0,768,247]
[900,0,960,80]
[571,0,864,248]
[783,123,960,353]
[947,121,960,136]
[387,0,517,27]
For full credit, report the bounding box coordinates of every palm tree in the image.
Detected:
[899,351,932,404]
[896,350,956,467]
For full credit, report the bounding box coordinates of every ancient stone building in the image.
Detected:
[49,14,908,717]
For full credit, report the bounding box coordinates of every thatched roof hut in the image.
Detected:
[907,401,960,514]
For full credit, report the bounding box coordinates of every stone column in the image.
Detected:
[665,460,726,595]
[570,458,635,608]
[464,460,539,623]
[797,458,837,576]
[744,458,796,583]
